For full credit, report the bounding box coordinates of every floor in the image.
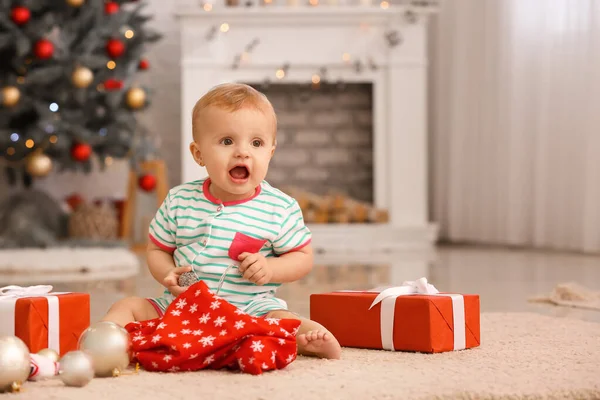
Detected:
[47,244,600,324]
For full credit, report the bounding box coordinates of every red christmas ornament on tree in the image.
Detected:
[138,59,150,70]
[104,78,124,90]
[34,39,54,60]
[106,39,125,58]
[138,174,156,192]
[11,6,31,25]
[65,193,84,211]
[104,2,119,14]
[71,143,92,162]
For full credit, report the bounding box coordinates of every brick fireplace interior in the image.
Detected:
[251,82,384,224]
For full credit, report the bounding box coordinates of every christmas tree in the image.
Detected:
[0,0,161,187]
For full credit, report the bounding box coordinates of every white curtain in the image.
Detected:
[429,0,600,253]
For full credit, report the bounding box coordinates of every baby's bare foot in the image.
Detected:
[297,330,341,359]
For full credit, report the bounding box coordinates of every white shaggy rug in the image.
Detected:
[12,312,600,400]
[0,247,140,284]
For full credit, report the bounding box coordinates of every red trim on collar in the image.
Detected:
[202,178,261,206]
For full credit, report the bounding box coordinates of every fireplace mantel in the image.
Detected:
[175,4,439,253]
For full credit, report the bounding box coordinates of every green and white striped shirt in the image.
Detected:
[148,178,312,311]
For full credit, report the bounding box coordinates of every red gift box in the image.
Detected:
[0,285,90,356]
[310,278,480,353]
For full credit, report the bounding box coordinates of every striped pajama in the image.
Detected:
[147,177,311,317]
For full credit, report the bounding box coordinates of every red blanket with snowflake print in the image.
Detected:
[125,281,301,375]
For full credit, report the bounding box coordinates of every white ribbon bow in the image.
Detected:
[0,285,54,299]
[366,277,466,352]
[0,285,64,353]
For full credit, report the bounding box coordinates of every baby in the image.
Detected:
[102,82,342,359]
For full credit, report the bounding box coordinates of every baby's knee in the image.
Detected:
[108,296,145,313]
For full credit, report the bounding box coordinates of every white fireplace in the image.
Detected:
[175,3,439,254]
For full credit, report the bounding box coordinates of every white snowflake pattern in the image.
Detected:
[189,354,198,360]
[189,304,198,314]
[203,355,215,365]
[168,366,180,372]
[237,358,245,370]
[235,309,245,315]
[183,342,192,349]
[151,334,162,344]
[251,318,258,324]
[199,313,211,324]
[176,298,187,309]
[248,357,255,364]
[181,320,190,326]
[168,333,177,338]
[251,340,265,353]
[151,362,159,368]
[234,320,246,330]
[214,316,226,327]
[157,322,167,330]
[139,340,147,345]
[181,329,192,335]
[163,355,172,362]
[192,329,203,336]
[147,321,155,327]
[200,335,215,347]
[170,309,182,317]
[219,329,228,336]
[271,351,277,364]
[195,289,201,297]
[280,328,291,337]
[267,331,275,336]
[210,300,221,310]
[233,345,241,352]
[265,318,280,326]
[261,363,269,369]
[286,354,295,363]
[171,345,177,351]
[278,338,286,345]
[292,326,300,336]
[132,333,143,342]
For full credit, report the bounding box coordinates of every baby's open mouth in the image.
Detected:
[229,165,249,180]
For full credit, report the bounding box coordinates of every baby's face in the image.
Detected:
[190,106,276,201]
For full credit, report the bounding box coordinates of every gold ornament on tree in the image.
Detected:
[125,87,146,109]
[25,151,53,177]
[72,66,94,88]
[66,0,85,6]
[78,321,131,377]
[2,86,20,107]
[0,336,31,393]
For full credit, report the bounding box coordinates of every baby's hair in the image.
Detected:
[191,82,277,140]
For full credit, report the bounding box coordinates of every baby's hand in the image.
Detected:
[238,252,272,285]
[163,266,193,296]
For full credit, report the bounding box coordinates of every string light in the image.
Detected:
[105,156,113,166]
[25,139,35,148]
[125,30,134,39]
[49,135,58,144]
[220,23,230,33]
[380,1,389,8]
[10,133,19,142]
[309,0,319,5]
[7,147,15,155]
[107,60,116,69]
[275,69,285,79]
[311,74,321,84]
[203,3,213,11]
[49,103,59,112]
[342,52,351,63]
